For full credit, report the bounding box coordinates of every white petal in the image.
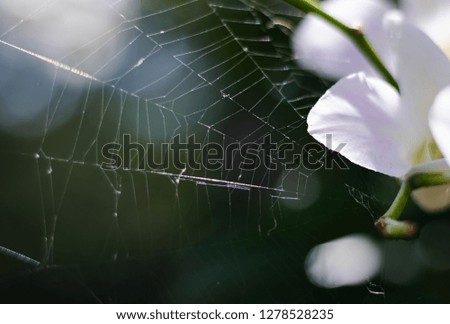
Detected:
[307,73,416,177]
[418,86,450,214]
[293,0,394,79]
[404,0,450,52]
[384,14,450,123]
[429,86,450,165]
[408,159,450,175]
[401,0,450,21]
[401,0,450,48]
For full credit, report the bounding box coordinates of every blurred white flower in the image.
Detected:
[305,234,381,288]
[293,0,450,79]
[0,0,133,78]
[307,15,450,211]
[0,0,137,137]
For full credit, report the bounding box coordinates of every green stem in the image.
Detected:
[285,0,400,91]
[409,171,450,189]
[382,180,412,221]
[375,171,450,238]
[374,180,415,239]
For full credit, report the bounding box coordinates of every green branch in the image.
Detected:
[375,171,450,239]
[374,180,417,239]
[381,180,412,221]
[409,171,450,189]
[285,0,400,91]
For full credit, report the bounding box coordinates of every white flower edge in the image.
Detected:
[430,86,450,166]
[411,85,450,212]
[307,17,450,178]
[307,72,409,177]
[400,0,450,48]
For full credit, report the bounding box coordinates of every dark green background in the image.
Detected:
[0,0,449,303]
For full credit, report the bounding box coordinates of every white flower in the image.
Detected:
[307,15,450,211]
[305,234,381,288]
[293,0,450,79]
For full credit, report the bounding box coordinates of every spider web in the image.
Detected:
[0,0,417,303]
